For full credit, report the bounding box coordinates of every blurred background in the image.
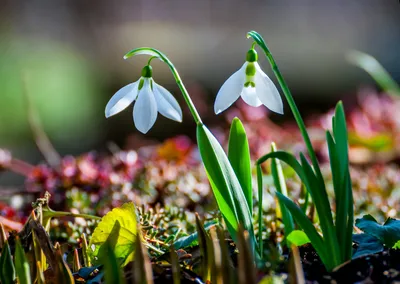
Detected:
[0,0,399,185]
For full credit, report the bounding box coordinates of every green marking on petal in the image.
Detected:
[244,81,255,88]
[245,62,256,76]
[138,78,145,90]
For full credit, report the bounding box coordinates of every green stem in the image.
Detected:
[44,210,101,221]
[247,31,324,185]
[256,164,263,256]
[124,48,202,125]
[145,242,164,254]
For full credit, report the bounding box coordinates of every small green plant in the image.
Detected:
[250,31,353,271]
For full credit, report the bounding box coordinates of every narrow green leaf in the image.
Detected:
[133,232,154,284]
[197,124,254,245]
[215,226,235,284]
[257,151,307,183]
[170,249,181,284]
[346,50,400,97]
[237,225,256,284]
[195,214,212,282]
[275,192,331,270]
[256,164,264,256]
[173,219,218,249]
[14,237,32,284]
[228,117,253,216]
[330,102,354,261]
[54,243,74,284]
[287,230,310,246]
[270,143,294,236]
[0,241,15,284]
[101,242,125,284]
[299,154,340,267]
[333,102,349,180]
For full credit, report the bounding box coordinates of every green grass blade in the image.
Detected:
[133,233,154,284]
[256,164,264,255]
[346,50,400,97]
[195,214,212,282]
[197,124,254,245]
[101,242,125,284]
[228,117,253,216]
[0,241,16,284]
[270,143,294,236]
[237,225,256,284]
[14,237,32,284]
[170,248,181,284]
[275,192,331,270]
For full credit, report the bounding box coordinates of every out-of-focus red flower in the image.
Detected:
[156,135,193,163]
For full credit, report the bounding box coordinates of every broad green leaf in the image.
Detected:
[197,124,253,244]
[287,230,310,246]
[89,202,138,267]
[275,192,331,270]
[228,117,253,215]
[0,241,15,284]
[14,238,31,284]
[355,215,400,248]
[352,234,384,259]
[393,240,400,249]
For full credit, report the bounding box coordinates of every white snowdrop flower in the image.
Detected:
[214,49,283,115]
[105,65,183,134]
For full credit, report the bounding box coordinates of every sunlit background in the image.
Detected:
[1,0,399,185]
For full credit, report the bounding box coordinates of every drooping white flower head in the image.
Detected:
[214,49,283,115]
[105,65,182,134]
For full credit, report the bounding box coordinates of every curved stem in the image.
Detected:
[124,48,202,125]
[247,31,324,185]
[147,56,158,65]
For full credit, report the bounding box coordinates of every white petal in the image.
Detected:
[133,79,158,134]
[254,63,283,114]
[241,86,262,107]
[105,81,139,117]
[153,82,183,122]
[214,62,247,114]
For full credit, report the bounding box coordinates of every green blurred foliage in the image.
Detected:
[0,38,103,149]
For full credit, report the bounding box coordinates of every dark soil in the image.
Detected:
[300,245,400,283]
